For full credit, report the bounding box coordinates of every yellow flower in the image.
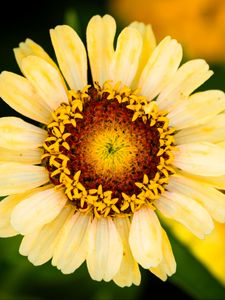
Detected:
[0,14,225,287]
[166,220,225,286]
[109,0,225,62]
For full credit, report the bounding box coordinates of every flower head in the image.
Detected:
[0,14,225,287]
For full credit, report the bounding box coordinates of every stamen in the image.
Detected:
[42,81,176,217]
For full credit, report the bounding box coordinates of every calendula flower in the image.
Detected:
[0,14,225,287]
[109,0,225,62]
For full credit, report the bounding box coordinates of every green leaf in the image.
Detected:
[167,229,225,300]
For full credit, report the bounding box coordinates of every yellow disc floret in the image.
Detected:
[42,81,176,217]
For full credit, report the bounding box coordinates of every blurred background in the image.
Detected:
[0,0,225,299]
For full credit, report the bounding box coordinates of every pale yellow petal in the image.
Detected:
[173,142,225,176]
[14,38,57,73]
[52,211,91,274]
[113,217,141,287]
[150,228,176,281]
[138,36,182,100]
[87,15,116,85]
[0,72,52,124]
[0,163,48,196]
[0,147,42,164]
[218,141,225,148]
[0,117,46,150]
[129,206,162,269]
[156,191,214,239]
[161,229,176,277]
[0,195,22,237]
[0,185,50,237]
[129,22,156,55]
[168,174,225,222]
[157,59,213,111]
[50,25,87,90]
[175,113,225,144]
[19,206,73,266]
[11,187,67,234]
[129,21,156,87]
[168,90,225,130]
[87,217,123,282]
[109,27,142,87]
[178,171,225,190]
[21,56,68,110]
[150,264,167,281]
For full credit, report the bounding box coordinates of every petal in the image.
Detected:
[156,191,214,239]
[218,141,225,148]
[0,72,52,124]
[11,187,67,234]
[0,117,47,150]
[14,38,57,72]
[109,27,142,87]
[0,163,48,196]
[52,211,91,274]
[21,56,68,111]
[150,262,167,281]
[138,37,182,100]
[175,113,225,144]
[0,186,49,237]
[178,172,225,190]
[129,21,156,87]
[173,142,225,176]
[168,174,225,222]
[150,229,176,281]
[50,25,87,90]
[113,217,141,287]
[0,195,23,237]
[129,206,162,269]
[87,15,116,85]
[0,147,42,164]
[157,59,213,111]
[19,206,73,266]
[168,90,225,130]
[160,229,176,276]
[87,217,123,282]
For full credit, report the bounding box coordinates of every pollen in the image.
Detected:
[42,81,175,217]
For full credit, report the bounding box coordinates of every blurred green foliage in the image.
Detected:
[167,231,225,300]
[0,228,224,299]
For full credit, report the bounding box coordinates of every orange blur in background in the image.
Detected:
[109,0,225,63]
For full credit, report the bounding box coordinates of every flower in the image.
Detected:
[0,14,225,287]
[109,0,225,63]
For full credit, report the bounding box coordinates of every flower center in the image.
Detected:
[42,82,176,217]
[67,93,161,198]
